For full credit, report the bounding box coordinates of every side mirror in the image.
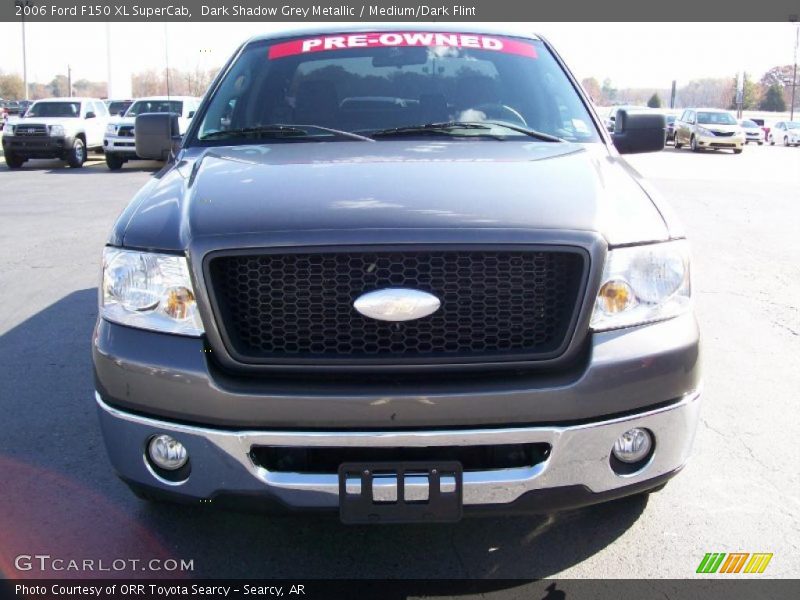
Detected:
[612,110,665,154]
[187,111,195,119]
[85,111,96,119]
[118,110,126,117]
[135,113,180,161]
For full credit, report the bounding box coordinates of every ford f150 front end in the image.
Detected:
[93,26,700,522]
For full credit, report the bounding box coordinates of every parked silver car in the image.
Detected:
[739,119,764,145]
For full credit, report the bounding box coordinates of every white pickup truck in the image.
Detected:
[103,96,201,170]
[1,97,110,168]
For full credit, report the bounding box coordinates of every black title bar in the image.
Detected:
[2,0,800,22]
[2,580,800,600]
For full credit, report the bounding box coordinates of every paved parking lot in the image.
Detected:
[0,143,798,580]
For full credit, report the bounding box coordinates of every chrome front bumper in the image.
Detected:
[103,136,137,154]
[97,390,701,508]
[696,135,744,148]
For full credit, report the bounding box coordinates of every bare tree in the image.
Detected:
[0,71,25,99]
[131,67,219,97]
[580,77,602,103]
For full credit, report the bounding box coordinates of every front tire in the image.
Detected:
[784,136,790,147]
[733,148,743,154]
[66,137,86,168]
[674,135,683,149]
[105,153,125,171]
[690,135,701,152]
[5,152,25,169]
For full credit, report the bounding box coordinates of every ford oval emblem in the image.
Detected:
[354,288,441,322]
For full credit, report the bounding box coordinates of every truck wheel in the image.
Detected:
[690,136,701,152]
[733,148,743,154]
[105,153,125,171]
[66,137,86,168]
[5,152,25,169]
[674,136,682,149]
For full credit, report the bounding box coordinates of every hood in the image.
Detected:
[109,117,135,127]
[115,140,672,251]
[14,117,83,128]
[699,123,740,133]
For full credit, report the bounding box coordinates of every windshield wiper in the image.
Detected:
[370,121,564,142]
[201,124,373,142]
[480,121,565,142]
[370,122,496,138]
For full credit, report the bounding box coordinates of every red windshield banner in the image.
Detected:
[268,32,538,60]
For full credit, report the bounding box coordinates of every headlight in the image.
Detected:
[4,124,13,135]
[106,123,118,134]
[101,248,204,336]
[49,124,65,136]
[590,240,691,331]
[696,126,713,137]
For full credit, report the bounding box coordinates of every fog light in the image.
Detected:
[612,428,653,464]
[148,435,188,470]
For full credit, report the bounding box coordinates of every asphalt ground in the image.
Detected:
[0,142,798,583]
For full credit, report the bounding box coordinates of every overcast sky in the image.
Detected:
[0,22,797,90]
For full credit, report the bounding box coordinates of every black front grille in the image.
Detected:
[117,126,134,137]
[711,131,734,137]
[15,124,47,136]
[207,248,587,364]
[251,443,551,473]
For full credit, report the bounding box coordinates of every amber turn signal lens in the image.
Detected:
[164,287,195,320]
[597,280,635,314]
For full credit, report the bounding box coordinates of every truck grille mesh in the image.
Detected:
[14,124,48,136]
[207,249,586,363]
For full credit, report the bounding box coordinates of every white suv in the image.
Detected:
[2,97,110,168]
[104,96,201,170]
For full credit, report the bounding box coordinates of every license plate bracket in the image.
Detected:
[338,461,463,524]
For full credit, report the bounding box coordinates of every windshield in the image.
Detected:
[126,100,184,117]
[25,102,81,118]
[195,32,600,143]
[697,111,737,125]
[786,122,800,129]
[741,120,757,128]
[108,101,133,115]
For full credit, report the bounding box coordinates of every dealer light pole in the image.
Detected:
[791,21,798,121]
[106,22,112,99]
[19,0,30,100]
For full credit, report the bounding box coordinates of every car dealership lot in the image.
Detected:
[0,145,798,579]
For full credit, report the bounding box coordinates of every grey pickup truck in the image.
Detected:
[93,26,700,523]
